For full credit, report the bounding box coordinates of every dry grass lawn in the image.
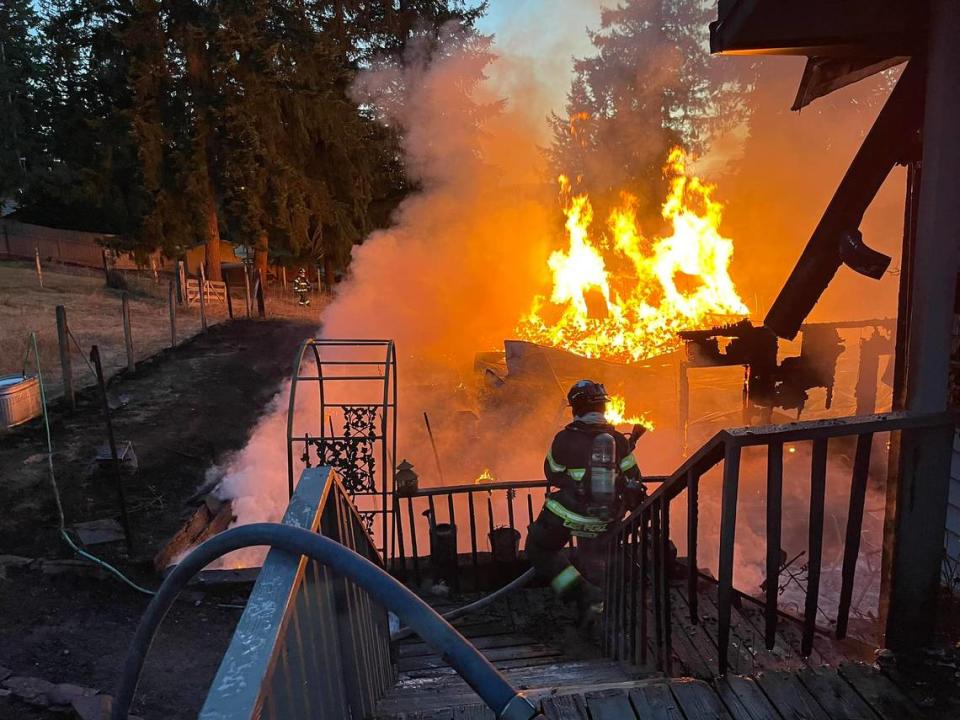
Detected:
[1,260,328,401]
[1,261,222,399]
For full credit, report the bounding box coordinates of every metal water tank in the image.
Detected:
[0,374,42,430]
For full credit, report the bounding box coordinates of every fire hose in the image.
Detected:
[111,523,540,720]
[390,567,537,642]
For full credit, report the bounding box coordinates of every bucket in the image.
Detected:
[429,522,458,581]
[489,527,521,563]
[0,374,42,430]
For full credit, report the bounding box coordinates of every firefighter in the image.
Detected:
[525,379,645,624]
[293,268,311,306]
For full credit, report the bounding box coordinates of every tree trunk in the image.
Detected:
[184,26,222,281]
[254,231,268,280]
[204,182,222,281]
[324,255,335,290]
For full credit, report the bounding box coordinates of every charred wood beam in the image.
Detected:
[764,60,925,340]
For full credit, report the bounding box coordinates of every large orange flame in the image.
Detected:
[517,147,749,362]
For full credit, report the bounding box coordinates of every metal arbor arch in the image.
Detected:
[286,338,398,558]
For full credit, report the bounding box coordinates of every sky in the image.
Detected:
[476,0,605,135]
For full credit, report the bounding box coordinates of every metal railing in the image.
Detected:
[200,467,392,720]
[393,480,547,591]
[393,473,668,591]
[601,410,954,676]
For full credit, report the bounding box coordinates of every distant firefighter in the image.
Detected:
[293,268,311,306]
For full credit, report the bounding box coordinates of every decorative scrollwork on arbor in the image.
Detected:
[357,511,378,535]
[306,406,379,497]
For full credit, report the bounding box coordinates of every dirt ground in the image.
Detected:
[0,318,316,719]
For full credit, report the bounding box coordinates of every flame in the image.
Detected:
[517,147,749,362]
[474,468,497,484]
[605,395,654,430]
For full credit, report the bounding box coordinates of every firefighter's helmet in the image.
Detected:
[567,380,609,415]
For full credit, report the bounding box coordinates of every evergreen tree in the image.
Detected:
[0,0,42,205]
[20,0,149,238]
[548,0,752,222]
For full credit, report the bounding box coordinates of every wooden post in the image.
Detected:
[836,433,873,640]
[34,247,43,288]
[316,265,323,295]
[716,442,741,676]
[686,469,699,625]
[177,260,186,305]
[281,266,287,290]
[168,280,177,347]
[121,292,135,373]
[55,305,74,410]
[243,266,252,318]
[90,345,133,551]
[765,441,784,650]
[882,0,960,651]
[198,264,208,332]
[803,438,828,657]
[223,276,234,319]
[256,268,266,318]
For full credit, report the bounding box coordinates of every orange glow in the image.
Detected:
[517,147,749,362]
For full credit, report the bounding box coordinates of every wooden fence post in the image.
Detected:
[177,261,186,305]
[168,280,177,347]
[255,269,266,318]
[244,266,252,318]
[198,264,208,332]
[35,247,43,288]
[281,266,287,290]
[122,292,135,373]
[224,276,234,319]
[55,305,74,409]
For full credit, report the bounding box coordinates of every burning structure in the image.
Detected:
[110,2,960,719]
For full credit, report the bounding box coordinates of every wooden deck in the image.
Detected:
[661,575,871,679]
[374,586,929,720]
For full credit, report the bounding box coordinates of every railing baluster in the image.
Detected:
[765,441,783,650]
[717,442,741,676]
[393,495,406,576]
[601,532,612,656]
[613,530,628,660]
[487,496,495,549]
[428,495,436,524]
[629,524,639,664]
[468,492,479,590]
[661,497,672,674]
[837,432,873,639]
[406,497,420,585]
[651,499,663,668]
[640,508,649,665]
[803,437,828,657]
[527,493,535,526]
[447,493,460,593]
[686,469,699,625]
[507,489,516,533]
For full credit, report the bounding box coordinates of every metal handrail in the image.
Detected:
[130,471,536,719]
